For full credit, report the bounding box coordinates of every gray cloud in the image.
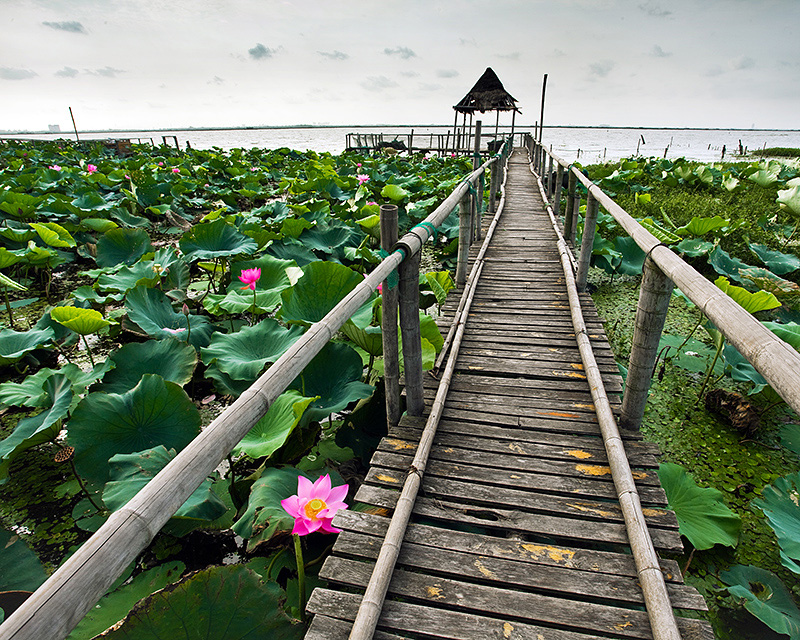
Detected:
[55,66,79,78]
[249,43,278,60]
[419,83,442,92]
[42,20,87,34]
[588,60,615,78]
[400,71,419,78]
[87,66,125,77]
[384,47,416,59]
[638,2,671,17]
[0,67,37,80]
[361,75,398,91]
[705,65,724,77]
[459,38,477,47]
[733,56,755,70]
[208,76,224,85]
[497,52,520,60]
[318,50,349,61]
[650,45,671,58]
[436,69,459,78]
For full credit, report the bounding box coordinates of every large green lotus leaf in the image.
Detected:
[0,374,73,482]
[103,445,227,522]
[675,238,714,258]
[266,239,318,266]
[722,344,768,394]
[778,185,800,218]
[0,326,55,365]
[611,236,646,276]
[0,528,47,591]
[68,374,201,485]
[749,243,800,276]
[234,390,317,459]
[51,306,114,335]
[201,319,303,382]
[341,319,383,356]
[752,472,800,574]
[657,462,741,550]
[96,261,161,294]
[125,285,215,348]
[749,168,781,188]
[96,339,197,395]
[780,424,800,457]
[0,362,110,409]
[80,217,118,233]
[178,218,257,262]
[0,247,24,269]
[762,321,800,351]
[231,467,305,548]
[300,221,361,256]
[709,246,752,284]
[0,271,26,292]
[289,341,374,422]
[424,270,454,307]
[280,260,374,326]
[419,314,444,354]
[202,288,283,316]
[381,183,410,202]
[29,222,76,248]
[229,254,299,293]
[96,228,153,268]
[66,561,185,640]
[99,565,302,640]
[714,276,780,314]
[674,215,729,237]
[720,564,800,638]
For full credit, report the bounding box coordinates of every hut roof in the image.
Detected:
[453,67,520,114]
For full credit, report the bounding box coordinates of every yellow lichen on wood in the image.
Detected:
[385,438,416,451]
[567,503,615,518]
[503,622,514,638]
[375,473,400,484]
[575,464,612,477]
[474,558,497,578]
[521,543,576,565]
[574,403,595,410]
[564,449,593,459]
[425,584,445,600]
[541,411,580,419]
[570,362,584,370]
[508,443,524,454]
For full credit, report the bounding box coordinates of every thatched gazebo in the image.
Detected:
[452,67,521,151]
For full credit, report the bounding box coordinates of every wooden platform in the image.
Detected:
[306,150,713,639]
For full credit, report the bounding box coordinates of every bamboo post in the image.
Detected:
[547,155,554,199]
[380,205,401,426]
[455,192,471,286]
[489,159,498,213]
[564,169,577,243]
[553,163,564,217]
[576,191,599,291]
[619,257,674,431]
[398,250,423,416]
[68,107,79,142]
[472,121,482,242]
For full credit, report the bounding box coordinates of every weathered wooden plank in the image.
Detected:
[305,614,406,640]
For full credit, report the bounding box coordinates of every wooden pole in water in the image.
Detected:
[576,191,599,291]
[398,251,423,416]
[456,192,471,286]
[68,107,79,142]
[538,73,547,145]
[380,205,401,426]
[553,163,564,218]
[619,257,674,431]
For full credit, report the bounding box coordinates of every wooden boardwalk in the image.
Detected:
[306,150,713,639]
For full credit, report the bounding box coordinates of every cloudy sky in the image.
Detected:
[2,0,798,132]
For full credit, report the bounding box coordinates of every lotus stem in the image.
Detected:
[3,286,15,330]
[697,339,724,402]
[68,457,103,512]
[293,533,307,623]
[82,334,96,367]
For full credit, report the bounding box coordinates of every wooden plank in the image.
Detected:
[305,614,406,640]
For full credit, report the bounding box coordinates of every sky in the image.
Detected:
[2,0,798,132]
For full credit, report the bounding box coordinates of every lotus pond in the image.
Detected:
[0,139,472,636]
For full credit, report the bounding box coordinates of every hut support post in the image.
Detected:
[619,257,674,431]
[380,205,401,426]
[564,170,577,243]
[399,250,424,416]
[456,192,472,285]
[576,192,599,291]
[510,109,516,144]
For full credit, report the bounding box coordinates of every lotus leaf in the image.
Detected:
[280,260,374,326]
[289,341,374,422]
[300,221,361,257]
[0,248,24,270]
[96,339,197,395]
[419,314,444,354]
[95,228,153,268]
[675,238,714,258]
[72,190,113,212]
[51,306,114,335]
[29,222,76,248]
[0,528,46,592]
[234,390,317,459]
[341,319,383,356]
[780,424,800,457]
[752,472,800,574]
[356,214,381,238]
[23,240,63,268]
[638,218,681,245]
[281,217,315,239]
[381,183,409,202]
[98,565,302,639]
[0,326,55,365]
[722,344,768,394]
[658,334,723,375]
[722,175,740,192]
[708,246,750,283]
[68,374,201,484]
[232,466,306,548]
[424,271,454,307]
[749,168,781,188]
[0,271,26,292]
[178,218,257,261]
[0,361,112,410]
[720,564,800,639]
[103,446,227,522]
[266,238,319,266]
[80,217,118,233]
[674,215,729,237]
[749,244,800,276]
[0,374,73,481]
[613,236,646,275]
[777,185,800,218]
[66,562,185,640]
[714,276,780,314]
[125,285,214,348]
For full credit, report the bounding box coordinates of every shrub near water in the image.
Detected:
[0,139,467,633]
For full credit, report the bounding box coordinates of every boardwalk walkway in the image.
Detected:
[306,150,713,639]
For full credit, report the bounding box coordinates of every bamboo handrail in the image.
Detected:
[527,134,800,417]
[0,146,508,640]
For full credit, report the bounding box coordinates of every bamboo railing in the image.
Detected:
[0,139,512,640]
[523,133,800,428]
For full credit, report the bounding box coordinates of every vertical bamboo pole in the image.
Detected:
[564,170,577,243]
[569,185,581,245]
[472,121,482,242]
[399,251,423,416]
[547,155,554,199]
[455,192,471,286]
[380,205,401,426]
[576,192,599,291]
[510,109,516,143]
[489,160,498,213]
[620,257,674,431]
[68,107,79,142]
[539,73,547,144]
[553,164,564,217]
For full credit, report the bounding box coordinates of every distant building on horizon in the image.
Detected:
[48,124,61,133]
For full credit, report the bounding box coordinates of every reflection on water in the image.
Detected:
[3,125,799,164]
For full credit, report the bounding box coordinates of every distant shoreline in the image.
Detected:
[2,124,798,136]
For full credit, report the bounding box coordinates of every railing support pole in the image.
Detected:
[576,192,599,291]
[553,163,563,218]
[472,120,482,242]
[380,205,401,426]
[456,192,471,286]
[620,256,674,431]
[399,251,424,416]
[489,160,498,213]
[564,169,577,243]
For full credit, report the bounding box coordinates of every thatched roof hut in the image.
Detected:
[451,67,520,151]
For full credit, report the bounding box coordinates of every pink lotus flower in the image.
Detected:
[238,267,261,290]
[158,162,164,166]
[86,164,98,173]
[281,474,348,535]
[356,174,370,185]
[172,167,180,173]
[49,165,61,171]
[377,283,383,295]
[366,201,377,206]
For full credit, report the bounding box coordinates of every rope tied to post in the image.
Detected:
[411,221,438,244]
[642,242,669,272]
[377,249,400,290]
